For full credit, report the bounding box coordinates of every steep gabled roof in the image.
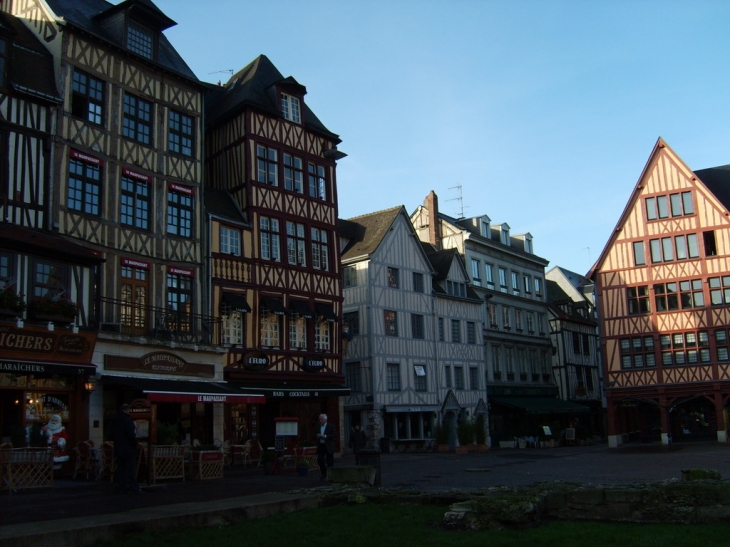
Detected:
[339,207,402,261]
[420,242,481,300]
[203,187,248,225]
[693,165,730,211]
[205,54,340,142]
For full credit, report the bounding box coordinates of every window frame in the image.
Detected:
[257,145,278,186]
[127,20,154,59]
[220,225,241,256]
[281,93,301,123]
[387,363,401,391]
[259,216,281,261]
[307,162,326,200]
[168,110,194,157]
[311,227,329,271]
[384,310,398,337]
[67,151,102,216]
[71,68,104,125]
[286,221,306,266]
[120,170,150,231]
[411,313,425,339]
[122,92,152,145]
[166,185,194,238]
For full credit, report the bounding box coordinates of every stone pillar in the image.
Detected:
[606,393,622,448]
[659,396,671,445]
[714,390,726,444]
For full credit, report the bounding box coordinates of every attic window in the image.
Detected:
[127,21,154,59]
[281,94,301,123]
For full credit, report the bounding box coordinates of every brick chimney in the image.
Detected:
[425,190,441,250]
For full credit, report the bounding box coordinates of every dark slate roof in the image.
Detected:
[0,12,60,102]
[546,279,570,303]
[44,0,197,81]
[203,187,247,225]
[339,207,402,261]
[0,223,104,265]
[420,243,481,301]
[205,55,340,142]
[695,165,730,211]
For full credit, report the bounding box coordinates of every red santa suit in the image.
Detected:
[41,414,69,467]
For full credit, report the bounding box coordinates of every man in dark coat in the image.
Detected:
[316,413,336,480]
[109,403,142,493]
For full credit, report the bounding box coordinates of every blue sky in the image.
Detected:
[155,0,730,276]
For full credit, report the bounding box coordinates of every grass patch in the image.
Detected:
[97,503,729,547]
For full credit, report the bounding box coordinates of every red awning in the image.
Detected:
[102,376,265,404]
[145,391,264,404]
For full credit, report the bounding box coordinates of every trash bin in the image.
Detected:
[356,448,381,487]
[379,437,391,453]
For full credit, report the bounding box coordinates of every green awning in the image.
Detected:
[490,397,590,415]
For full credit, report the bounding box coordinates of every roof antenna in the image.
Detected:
[446,184,467,219]
[208,69,234,75]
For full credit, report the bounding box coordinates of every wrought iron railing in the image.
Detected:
[97,297,222,346]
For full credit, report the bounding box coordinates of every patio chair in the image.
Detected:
[97,441,117,481]
[73,441,94,480]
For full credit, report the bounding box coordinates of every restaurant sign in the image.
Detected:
[105,352,215,378]
[0,323,96,361]
[243,353,269,371]
[302,356,325,372]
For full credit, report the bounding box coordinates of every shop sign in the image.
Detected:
[0,359,93,376]
[302,356,325,372]
[243,353,269,371]
[0,324,96,361]
[271,390,318,398]
[105,352,215,378]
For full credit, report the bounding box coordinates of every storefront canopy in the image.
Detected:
[1,359,95,377]
[231,382,350,398]
[102,376,265,404]
[490,397,590,415]
[221,292,251,313]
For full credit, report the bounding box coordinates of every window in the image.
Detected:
[260,308,280,347]
[445,366,452,388]
[471,259,481,286]
[120,171,149,230]
[71,69,104,125]
[481,220,490,237]
[661,331,709,365]
[582,333,590,355]
[454,367,465,390]
[500,226,510,245]
[33,260,67,301]
[311,228,329,270]
[650,235,699,262]
[485,264,495,288]
[281,94,301,123]
[514,309,523,331]
[284,153,303,193]
[627,285,650,315]
[260,216,280,261]
[488,304,498,328]
[387,267,399,288]
[646,192,693,220]
[343,311,359,336]
[346,362,362,392]
[526,312,535,333]
[511,272,520,295]
[384,310,397,336]
[492,346,502,380]
[654,279,704,311]
[166,186,193,237]
[166,270,193,331]
[220,226,241,256]
[502,306,511,329]
[572,331,581,354]
[438,317,444,341]
[716,329,730,362]
[168,110,194,157]
[709,276,730,305]
[633,241,645,266]
[121,263,148,335]
[221,303,243,346]
[469,367,479,390]
[257,145,278,185]
[534,277,543,296]
[122,93,152,144]
[315,319,330,351]
[67,152,101,216]
[447,280,467,297]
[414,365,427,392]
[286,222,306,266]
[498,267,508,292]
[0,38,6,88]
[308,163,325,199]
[387,363,401,391]
[127,20,154,59]
[451,319,461,343]
[411,314,425,339]
[0,251,12,282]
[289,308,307,350]
[413,272,424,293]
[467,322,476,344]
[619,335,656,369]
[343,266,357,288]
[704,231,717,257]
[537,313,546,334]
[523,275,531,294]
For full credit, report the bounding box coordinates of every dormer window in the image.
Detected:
[481,220,490,238]
[281,94,301,123]
[127,20,154,59]
[500,225,510,245]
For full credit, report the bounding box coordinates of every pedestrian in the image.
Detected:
[109,403,143,494]
[349,424,367,463]
[315,413,336,480]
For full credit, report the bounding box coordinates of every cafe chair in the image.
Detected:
[73,440,94,480]
[220,440,232,467]
[97,441,117,481]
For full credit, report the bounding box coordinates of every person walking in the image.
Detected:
[109,403,142,494]
[349,424,367,464]
[316,413,336,480]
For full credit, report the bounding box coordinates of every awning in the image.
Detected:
[261,298,286,315]
[222,292,251,313]
[102,376,265,404]
[385,405,438,413]
[490,397,590,415]
[230,382,350,398]
[315,303,338,322]
[1,359,95,377]
[290,300,314,318]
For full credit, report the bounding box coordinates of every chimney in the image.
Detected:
[425,190,441,250]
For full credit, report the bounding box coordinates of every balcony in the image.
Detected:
[97,297,222,346]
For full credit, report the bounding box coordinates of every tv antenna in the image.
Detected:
[446,184,467,219]
[208,69,234,75]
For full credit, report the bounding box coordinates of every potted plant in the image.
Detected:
[28,295,78,323]
[435,422,451,452]
[0,286,26,316]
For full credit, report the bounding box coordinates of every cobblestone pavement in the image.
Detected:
[2,442,729,527]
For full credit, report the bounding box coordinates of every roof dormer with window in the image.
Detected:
[275,77,307,125]
[495,223,510,246]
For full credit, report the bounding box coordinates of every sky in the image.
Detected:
[154,0,730,276]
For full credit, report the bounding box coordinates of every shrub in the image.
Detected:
[435,422,451,445]
[457,418,474,446]
[475,415,487,445]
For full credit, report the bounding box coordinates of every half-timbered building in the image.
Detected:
[340,206,486,452]
[0,9,102,451]
[205,55,347,449]
[590,137,730,447]
[2,0,245,449]
[412,191,585,447]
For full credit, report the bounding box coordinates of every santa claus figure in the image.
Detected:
[41,414,69,468]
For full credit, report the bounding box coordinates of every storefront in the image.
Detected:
[0,321,98,466]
